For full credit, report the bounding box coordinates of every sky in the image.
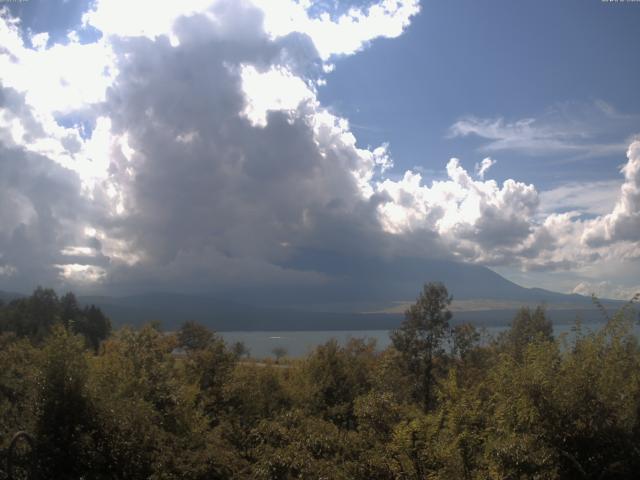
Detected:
[0,0,639,302]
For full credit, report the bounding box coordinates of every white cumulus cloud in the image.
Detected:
[474,157,496,179]
[0,0,638,299]
[572,281,640,301]
[582,140,640,246]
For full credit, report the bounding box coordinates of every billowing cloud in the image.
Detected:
[583,140,640,246]
[0,137,103,291]
[474,157,495,179]
[240,64,316,127]
[376,159,538,257]
[572,281,640,302]
[0,0,639,300]
[83,0,421,60]
[374,139,640,273]
[1,0,414,294]
[254,0,421,60]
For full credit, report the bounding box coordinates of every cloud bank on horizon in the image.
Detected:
[0,0,638,300]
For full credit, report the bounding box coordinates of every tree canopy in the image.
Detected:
[391,282,452,410]
[0,288,111,350]
[0,284,639,479]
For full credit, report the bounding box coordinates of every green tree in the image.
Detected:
[59,292,82,329]
[1,289,110,350]
[178,320,215,351]
[0,334,38,454]
[76,304,112,352]
[391,282,452,411]
[4,287,60,341]
[498,306,553,360]
[247,410,350,480]
[232,341,250,359]
[224,364,291,424]
[369,347,414,402]
[34,325,96,479]
[300,338,376,428]
[451,323,480,361]
[184,334,237,424]
[272,346,287,363]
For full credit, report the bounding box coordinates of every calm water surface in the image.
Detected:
[220,322,629,359]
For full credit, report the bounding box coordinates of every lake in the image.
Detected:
[219,322,630,359]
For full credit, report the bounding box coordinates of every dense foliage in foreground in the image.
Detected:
[1,285,639,479]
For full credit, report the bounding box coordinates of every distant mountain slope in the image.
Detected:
[4,256,631,331]
[79,293,402,331]
[76,255,633,330]
[0,290,25,303]
[258,253,609,310]
[78,291,626,332]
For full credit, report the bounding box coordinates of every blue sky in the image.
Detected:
[319,0,640,185]
[0,0,639,301]
[318,0,640,295]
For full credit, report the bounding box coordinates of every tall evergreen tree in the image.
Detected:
[391,282,452,411]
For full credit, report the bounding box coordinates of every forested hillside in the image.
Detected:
[1,284,639,479]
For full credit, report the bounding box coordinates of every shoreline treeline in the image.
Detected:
[1,284,639,479]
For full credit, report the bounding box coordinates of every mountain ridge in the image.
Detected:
[1,258,629,330]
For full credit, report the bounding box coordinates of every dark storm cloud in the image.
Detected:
[0,83,46,142]
[3,0,636,299]
[0,80,108,290]
[0,0,554,296]
[84,2,407,295]
[0,142,92,290]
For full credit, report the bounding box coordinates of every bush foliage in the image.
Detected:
[1,284,639,479]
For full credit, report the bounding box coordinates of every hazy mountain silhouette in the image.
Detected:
[68,256,627,331]
[0,290,24,303]
[2,256,628,331]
